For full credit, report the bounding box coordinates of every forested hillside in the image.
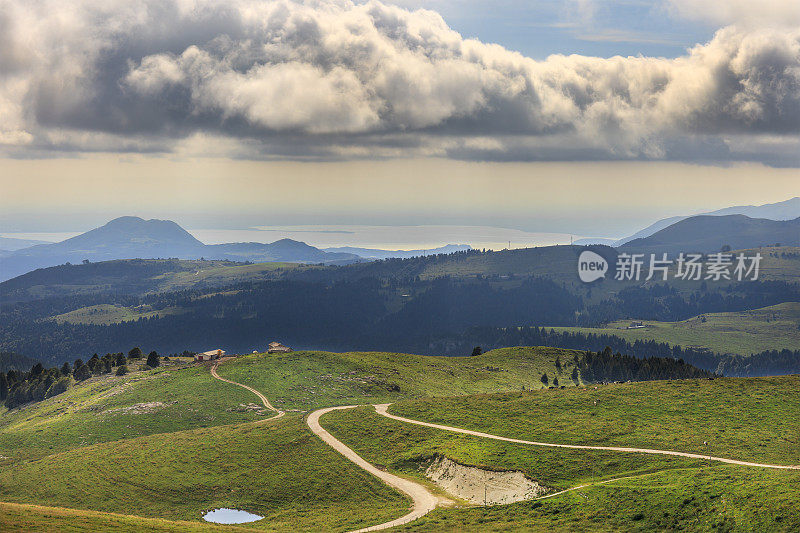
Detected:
[2,246,797,374]
[0,352,39,374]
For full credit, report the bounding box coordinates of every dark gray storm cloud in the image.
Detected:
[0,0,799,164]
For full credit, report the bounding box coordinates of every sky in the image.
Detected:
[1,0,798,243]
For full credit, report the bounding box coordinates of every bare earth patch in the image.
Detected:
[425,456,548,505]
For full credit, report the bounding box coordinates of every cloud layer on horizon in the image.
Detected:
[1,0,799,165]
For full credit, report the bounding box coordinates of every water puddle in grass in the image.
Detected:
[202,508,263,524]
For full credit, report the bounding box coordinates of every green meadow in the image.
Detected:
[51,303,185,325]
[389,375,800,464]
[0,363,262,461]
[1,347,571,462]
[321,406,800,531]
[553,302,800,356]
[0,415,407,532]
[393,466,800,532]
[1,350,798,531]
[0,502,239,533]
[214,348,578,411]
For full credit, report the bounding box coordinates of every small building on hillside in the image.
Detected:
[267,342,292,354]
[195,349,225,362]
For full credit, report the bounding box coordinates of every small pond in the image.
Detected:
[202,508,264,524]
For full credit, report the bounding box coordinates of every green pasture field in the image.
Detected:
[552,302,800,356]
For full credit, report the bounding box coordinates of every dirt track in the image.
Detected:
[307,406,439,532]
[209,362,799,533]
[210,360,284,421]
[373,403,800,470]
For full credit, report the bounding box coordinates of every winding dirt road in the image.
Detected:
[307,406,439,533]
[373,404,800,470]
[210,360,284,421]
[209,362,798,533]
[210,361,437,532]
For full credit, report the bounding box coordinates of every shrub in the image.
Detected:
[146,351,160,368]
[115,365,128,376]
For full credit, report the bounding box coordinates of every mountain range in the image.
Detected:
[0,217,364,281]
[621,215,800,254]
[322,244,471,260]
[2,199,798,282]
[576,197,800,246]
[0,217,475,282]
[0,236,50,252]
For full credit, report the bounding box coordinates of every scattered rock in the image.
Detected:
[102,401,176,416]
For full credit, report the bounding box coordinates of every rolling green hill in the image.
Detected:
[387,375,800,464]
[217,347,583,411]
[0,347,707,462]
[0,259,300,303]
[1,349,798,532]
[316,375,800,531]
[0,348,577,462]
[51,303,186,325]
[0,362,263,461]
[0,415,408,531]
[552,302,800,356]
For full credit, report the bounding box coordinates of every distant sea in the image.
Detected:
[192,225,579,251]
[1,225,588,252]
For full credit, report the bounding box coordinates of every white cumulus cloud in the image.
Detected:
[0,0,798,165]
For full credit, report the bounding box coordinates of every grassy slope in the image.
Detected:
[750,246,800,283]
[3,351,799,532]
[0,502,244,533]
[320,376,800,532]
[153,261,300,292]
[389,375,800,464]
[552,302,800,356]
[215,347,578,411]
[0,347,572,462]
[51,303,185,325]
[0,364,264,461]
[394,466,800,532]
[0,416,407,532]
[323,407,700,492]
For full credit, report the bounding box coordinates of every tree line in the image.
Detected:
[452,326,800,377]
[1,347,163,409]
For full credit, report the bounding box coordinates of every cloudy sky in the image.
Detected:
[1,0,798,241]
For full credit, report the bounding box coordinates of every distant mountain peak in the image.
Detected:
[614,196,800,246]
[0,217,362,281]
[69,216,204,247]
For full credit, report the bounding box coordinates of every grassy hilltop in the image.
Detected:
[216,348,581,411]
[0,348,798,531]
[0,348,571,461]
